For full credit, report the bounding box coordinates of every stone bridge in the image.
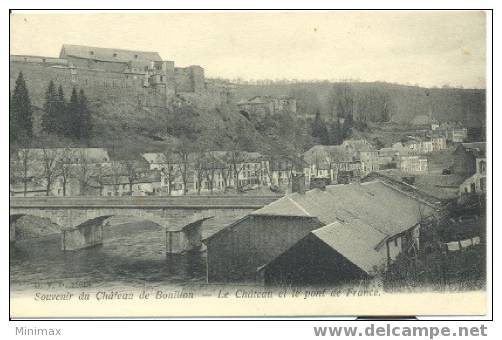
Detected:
[10,195,280,253]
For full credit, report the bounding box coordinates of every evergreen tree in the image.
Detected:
[311,111,329,145]
[9,91,18,144]
[55,85,67,136]
[78,89,92,141]
[66,87,81,139]
[11,72,33,143]
[342,113,354,139]
[328,119,343,145]
[41,80,59,134]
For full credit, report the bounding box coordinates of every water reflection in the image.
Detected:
[10,221,207,290]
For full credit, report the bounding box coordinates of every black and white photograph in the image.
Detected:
[8,10,490,319]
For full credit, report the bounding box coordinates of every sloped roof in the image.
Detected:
[303,145,353,165]
[462,142,486,157]
[312,220,387,274]
[142,153,167,164]
[252,181,436,239]
[60,44,162,63]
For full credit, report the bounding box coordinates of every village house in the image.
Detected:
[11,148,111,197]
[142,151,271,195]
[237,96,297,117]
[399,150,428,173]
[203,180,438,285]
[99,170,162,196]
[303,145,362,184]
[407,140,434,154]
[268,157,310,189]
[431,137,447,152]
[458,143,487,194]
[377,147,399,169]
[341,139,379,175]
[450,142,486,176]
[459,158,487,194]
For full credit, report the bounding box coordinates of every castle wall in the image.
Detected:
[10,61,169,108]
[11,56,231,112]
[65,56,128,73]
[174,66,205,93]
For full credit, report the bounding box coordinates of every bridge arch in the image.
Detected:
[9,211,65,229]
[70,211,168,230]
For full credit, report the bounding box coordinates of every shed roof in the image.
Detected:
[60,44,162,63]
[312,220,386,274]
[252,181,436,239]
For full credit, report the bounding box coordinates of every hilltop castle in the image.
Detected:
[10,44,235,109]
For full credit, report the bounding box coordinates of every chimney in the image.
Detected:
[291,173,306,194]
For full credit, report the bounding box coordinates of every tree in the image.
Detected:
[12,148,33,197]
[311,111,329,144]
[175,138,193,195]
[40,148,62,196]
[224,150,248,192]
[65,87,81,139]
[11,72,33,142]
[55,85,67,136]
[124,160,140,194]
[58,148,74,196]
[328,119,343,145]
[79,89,93,142]
[342,113,354,139]
[160,145,179,196]
[74,150,92,196]
[9,91,18,144]
[41,80,59,135]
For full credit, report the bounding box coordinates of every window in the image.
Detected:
[90,51,94,55]
[113,53,117,57]
[42,58,46,63]
[134,55,138,59]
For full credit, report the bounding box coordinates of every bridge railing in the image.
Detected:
[10,195,282,209]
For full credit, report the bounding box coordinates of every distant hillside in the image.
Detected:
[233,82,486,128]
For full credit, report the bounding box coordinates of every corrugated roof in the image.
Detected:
[60,44,162,63]
[312,220,386,274]
[252,181,435,240]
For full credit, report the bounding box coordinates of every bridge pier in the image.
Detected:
[166,216,213,254]
[61,223,104,251]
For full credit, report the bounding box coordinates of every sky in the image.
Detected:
[10,11,487,88]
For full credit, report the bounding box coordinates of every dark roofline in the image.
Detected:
[61,44,161,56]
[202,214,319,243]
[361,174,446,207]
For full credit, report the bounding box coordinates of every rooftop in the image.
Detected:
[251,180,437,239]
[60,44,162,63]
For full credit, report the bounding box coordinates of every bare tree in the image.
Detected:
[58,148,75,196]
[124,160,140,195]
[11,148,33,196]
[202,151,224,194]
[75,149,92,196]
[40,148,62,196]
[175,141,192,195]
[225,150,248,192]
[160,148,179,196]
[109,161,123,196]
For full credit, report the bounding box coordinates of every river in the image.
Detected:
[10,220,211,293]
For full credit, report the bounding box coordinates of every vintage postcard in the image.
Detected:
[9,10,489,318]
